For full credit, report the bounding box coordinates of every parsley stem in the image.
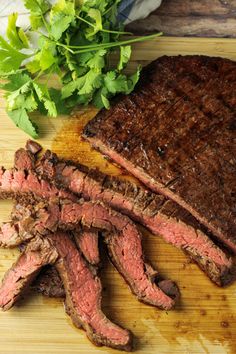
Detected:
[68,33,163,53]
[101,28,132,35]
[76,15,132,35]
[56,42,74,54]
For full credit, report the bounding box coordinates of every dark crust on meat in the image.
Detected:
[26,140,42,155]
[83,55,236,253]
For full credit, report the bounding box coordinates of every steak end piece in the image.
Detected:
[83,55,236,254]
[0,236,58,310]
[26,140,42,155]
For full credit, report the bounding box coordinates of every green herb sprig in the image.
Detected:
[0,0,162,138]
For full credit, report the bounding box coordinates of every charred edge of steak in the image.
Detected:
[0,236,58,310]
[26,140,42,155]
[49,231,133,351]
[14,148,35,171]
[13,146,66,299]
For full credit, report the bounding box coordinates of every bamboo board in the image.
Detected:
[0,37,236,354]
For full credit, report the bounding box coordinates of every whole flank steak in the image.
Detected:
[83,55,236,254]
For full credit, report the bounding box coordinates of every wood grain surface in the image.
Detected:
[127,0,236,38]
[0,37,236,354]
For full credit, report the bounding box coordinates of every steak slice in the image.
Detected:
[48,231,132,351]
[0,167,77,202]
[83,55,236,253]
[36,149,235,286]
[0,236,58,310]
[7,198,179,310]
[73,227,100,265]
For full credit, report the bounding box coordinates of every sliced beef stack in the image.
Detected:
[36,149,235,286]
[83,55,236,256]
[0,143,180,351]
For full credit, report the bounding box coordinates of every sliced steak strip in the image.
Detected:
[0,167,77,202]
[73,227,100,265]
[82,55,236,254]
[8,198,179,310]
[0,236,58,310]
[49,231,132,351]
[36,150,235,286]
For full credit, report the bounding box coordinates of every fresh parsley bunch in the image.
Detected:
[0,0,162,138]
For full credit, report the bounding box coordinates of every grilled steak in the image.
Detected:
[83,55,236,254]
[49,231,132,351]
[5,197,179,310]
[36,149,235,286]
[0,236,58,310]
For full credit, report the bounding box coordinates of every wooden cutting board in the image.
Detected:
[0,37,236,354]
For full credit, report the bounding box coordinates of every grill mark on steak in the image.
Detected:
[48,231,132,351]
[96,57,235,163]
[103,56,235,154]
[83,55,236,254]
[8,197,179,310]
[36,150,235,286]
[0,236,58,310]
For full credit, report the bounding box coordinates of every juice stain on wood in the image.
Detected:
[52,107,121,176]
[52,107,139,185]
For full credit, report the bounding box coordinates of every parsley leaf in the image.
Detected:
[50,0,75,40]
[24,0,51,29]
[0,36,29,73]
[118,45,131,71]
[104,71,128,94]
[7,109,39,138]
[7,13,29,50]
